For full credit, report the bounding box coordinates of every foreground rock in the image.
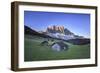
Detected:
[51,42,69,52]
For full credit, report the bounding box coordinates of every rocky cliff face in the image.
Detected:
[46,25,73,35]
[45,25,84,40]
[47,25,64,33]
[45,25,75,40]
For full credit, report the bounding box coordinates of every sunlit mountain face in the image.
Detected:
[39,25,84,40]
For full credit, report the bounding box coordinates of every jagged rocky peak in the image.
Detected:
[46,25,65,33]
[46,25,74,35]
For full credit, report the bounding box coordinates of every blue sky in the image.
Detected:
[24,11,90,38]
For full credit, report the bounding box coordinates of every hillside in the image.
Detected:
[24,25,51,38]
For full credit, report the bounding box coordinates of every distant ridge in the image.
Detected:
[24,25,51,38]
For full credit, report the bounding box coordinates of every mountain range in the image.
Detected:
[25,25,84,40]
[45,25,84,40]
[25,25,90,45]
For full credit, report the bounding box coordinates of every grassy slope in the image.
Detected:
[24,35,90,61]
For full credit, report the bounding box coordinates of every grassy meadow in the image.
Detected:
[24,35,90,61]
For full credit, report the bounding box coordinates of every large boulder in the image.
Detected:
[51,42,69,52]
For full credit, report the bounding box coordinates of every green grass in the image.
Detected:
[24,35,90,61]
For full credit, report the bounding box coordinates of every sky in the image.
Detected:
[24,11,90,38]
